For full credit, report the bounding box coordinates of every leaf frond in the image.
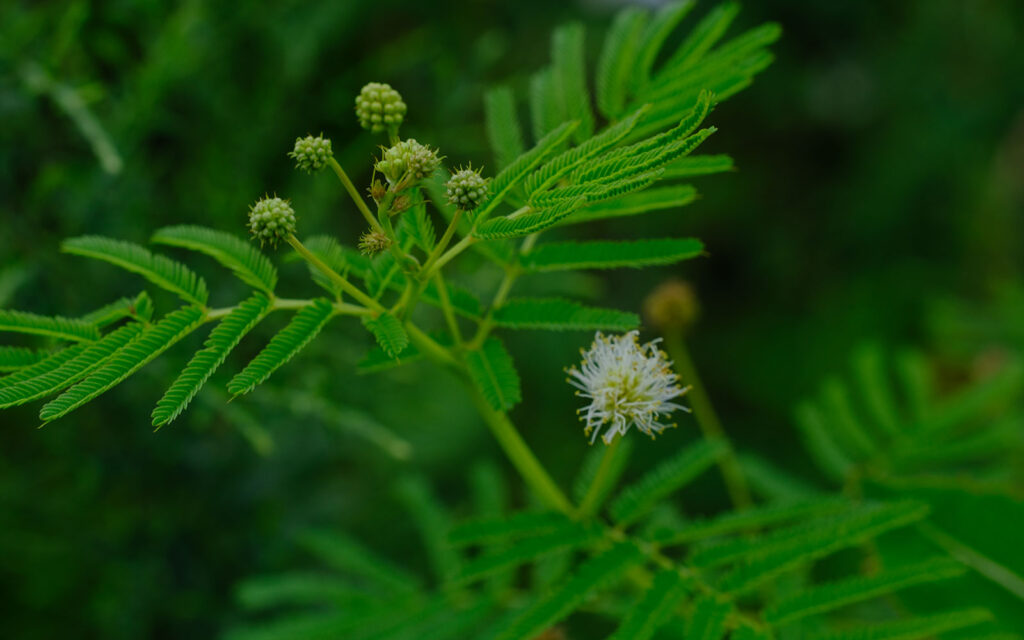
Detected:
[151,225,277,294]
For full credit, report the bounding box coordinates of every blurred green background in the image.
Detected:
[1,0,1022,637]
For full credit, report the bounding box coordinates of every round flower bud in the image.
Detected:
[374,139,441,185]
[355,82,407,133]
[445,166,490,210]
[247,196,297,248]
[358,229,392,256]
[643,279,700,333]
[289,134,333,173]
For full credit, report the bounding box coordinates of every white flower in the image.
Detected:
[567,331,690,445]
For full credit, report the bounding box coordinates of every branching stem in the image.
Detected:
[327,157,382,233]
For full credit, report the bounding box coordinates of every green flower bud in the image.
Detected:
[355,82,407,133]
[445,166,490,210]
[358,229,392,256]
[248,196,297,248]
[374,139,441,186]
[289,134,333,173]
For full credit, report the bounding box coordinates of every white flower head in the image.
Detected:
[567,331,690,445]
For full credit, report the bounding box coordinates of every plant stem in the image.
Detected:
[204,298,369,321]
[433,273,463,346]
[467,388,574,514]
[423,234,476,280]
[576,436,622,519]
[286,235,383,312]
[327,157,382,233]
[421,208,463,275]
[663,332,753,510]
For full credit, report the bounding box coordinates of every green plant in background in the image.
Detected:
[2,1,1022,638]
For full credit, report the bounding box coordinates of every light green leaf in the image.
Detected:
[551,23,594,143]
[40,306,205,423]
[608,569,690,640]
[227,299,335,396]
[484,86,526,171]
[62,236,208,305]
[152,225,277,293]
[152,293,272,427]
[0,309,100,342]
[596,8,648,119]
[562,185,697,225]
[0,346,45,372]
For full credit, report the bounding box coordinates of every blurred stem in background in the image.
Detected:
[664,332,753,510]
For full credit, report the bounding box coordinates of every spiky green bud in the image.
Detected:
[375,139,441,185]
[355,82,407,133]
[289,134,333,173]
[247,196,297,248]
[445,166,490,210]
[358,229,392,256]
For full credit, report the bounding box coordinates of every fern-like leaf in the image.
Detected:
[152,225,277,294]
[0,309,100,342]
[403,193,436,252]
[661,2,741,76]
[484,86,526,171]
[632,0,697,89]
[62,236,208,305]
[596,8,648,119]
[564,184,697,225]
[494,542,642,640]
[474,197,587,240]
[473,120,578,224]
[0,346,85,391]
[523,106,648,197]
[493,298,638,332]
[521,238,703,272]
[717,501,931,594]
[0,346,44,372]
[0,323,142,409]
[608,569,690,640]
[227,298,334,397]
[39,306,204,423]
[662,154,735,179]
[650,497,850,546]
[152,293,272,427]
[302,235,350,297]
[807,608,991,640]
[610,439,725,526]
[79,292,149,327]
[466,338,522,412]
[551,23,594,143]
[450,521,598,586]
[764,557,966,625]
[395,476,461,583]
[361,312,409,359]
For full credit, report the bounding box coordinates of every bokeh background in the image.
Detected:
[1,0,1023,637]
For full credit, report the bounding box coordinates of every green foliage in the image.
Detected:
[152,293,272,427]
[484,87,525,171]
[227,299,335,396]
[151,225,278,294]
[0,323,142,409]
[610,438,725,525]
[0,345,43,371]
[39,306,205,423]
[0,308,100,342]
[521,238,704,272]
[608,569,690,640]
[466,338,522,411]
[62,236,209,306]
[361,312,409,359]
[492,298,638,331]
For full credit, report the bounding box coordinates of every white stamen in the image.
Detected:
[567,331,690,445]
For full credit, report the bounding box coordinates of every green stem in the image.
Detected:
[576,436,622,519]
[205,298,369,321]
[421,208,463,275]
[286,235,383,312]
[423,234,476,280]
[327,157,382,233]
[467,388,574,515]
[433,273,463,346]
[663,332,753,510]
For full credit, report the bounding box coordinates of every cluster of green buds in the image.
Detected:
[375,139,442,189]
[289,134,333,173]
[248,196,296,248]
[355,82,406,134]
[445,166,490,211]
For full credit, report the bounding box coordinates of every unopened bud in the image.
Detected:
[247,196,297,249]
[355,82,406,134]
[643,279,699,332]
[358,229,392,256]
